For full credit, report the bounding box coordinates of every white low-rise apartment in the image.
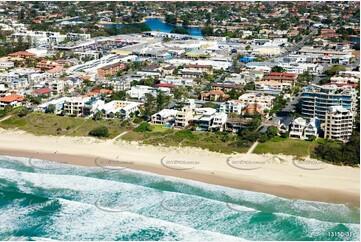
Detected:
[324,106,353,142]
[126,85,153,100]
[219,100,243,115]
[160,76,194,87]
[97,100,142,118]
[255,80,292,94]
[151,109,179,125]
[64,97,91,116]
[238,92,274,111]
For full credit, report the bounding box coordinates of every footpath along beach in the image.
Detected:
[0,128,359,206]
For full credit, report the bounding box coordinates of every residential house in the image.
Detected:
[0,94,25,109]
[211,82,243,93]
[304,118,320,139]
[183,64,213,74]
[32,87,52,97]
[151,109,178,125]
[210,112,227,132]
[201,90,230,101]
[289,117,307,139]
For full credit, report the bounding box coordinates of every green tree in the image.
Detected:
[271,66,286,73]
[144,93,157,115]
[89,126,109,137]
[325,65,347,77]
[46,104,56,114]
[156,90,171,111]
[134,122,152,132]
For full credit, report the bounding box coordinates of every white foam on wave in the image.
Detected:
[47,198,246,241]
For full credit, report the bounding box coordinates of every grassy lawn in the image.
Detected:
[253,137,320,158]
[0,111,125,139]
[122,129,248,154]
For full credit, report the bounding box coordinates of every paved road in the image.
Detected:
[278,29,318,58]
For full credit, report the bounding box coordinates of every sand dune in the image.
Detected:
[0,128,359,206]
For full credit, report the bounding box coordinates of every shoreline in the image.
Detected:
[0,128,359,206]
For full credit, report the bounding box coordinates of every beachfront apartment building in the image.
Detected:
[219,100,243,115]
[63,97,91,116]
[301,84,357,121]
[174,106,194,129]
[324,106,353,142]
[151,109,179,125]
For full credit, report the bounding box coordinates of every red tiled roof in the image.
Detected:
[8,51,36,57]
[156,83,174,88]
[269,72,297,77]
[0,94,25,103]
[34,87,52,94]
[46,66,64,73]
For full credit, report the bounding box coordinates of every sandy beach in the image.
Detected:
[0,128,359,206]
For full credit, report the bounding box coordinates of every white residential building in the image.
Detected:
[36,97,69,113]
[324,106,353,142]
[174,106,194,129]
[238,92,274,110]
[126,85,153,100]
[304,118,319,139]
[97,100,141,118]
[160,76,194,87]
[63,97,91,116]
[210,112,228,131]
[219,100,243,115]
[151,109,178,125]
[289,117,307,139]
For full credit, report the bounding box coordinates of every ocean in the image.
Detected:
[0,156,359,241]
